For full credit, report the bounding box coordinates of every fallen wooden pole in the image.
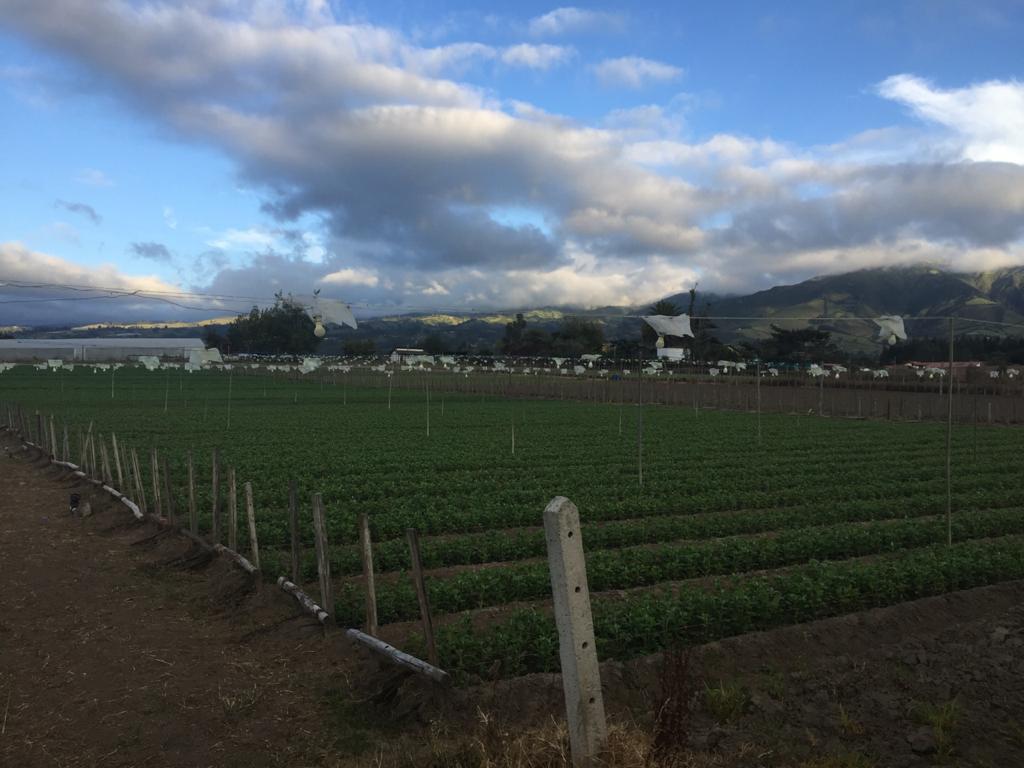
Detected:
[345,628,449,684]
[213,543,258,575]
[276,576,329,623]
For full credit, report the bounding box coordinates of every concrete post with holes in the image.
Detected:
[543,496,607,768]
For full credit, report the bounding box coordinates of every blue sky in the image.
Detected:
[1,0,1023,324]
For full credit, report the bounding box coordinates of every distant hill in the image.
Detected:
[12,265,1024,353]
[662,265,1024,353]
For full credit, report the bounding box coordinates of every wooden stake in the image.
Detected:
[637,362,644,487]
[131,447,148,516]
[111,433,124,490]
[161,456,175,526]
[149,448,162,518]
[358,513,378,637]
[311,493,334,622]
[187,450,198,535]
[88,434,98,480]
[406,528,438,666]
[288,480,300,584]
[244,481,259,572]
[99,439,112,485]
[211,448,221,544]
[228,466,238,551]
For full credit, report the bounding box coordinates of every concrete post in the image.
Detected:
[543,496,607,767]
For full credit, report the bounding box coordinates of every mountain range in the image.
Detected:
[16,265,1024,354]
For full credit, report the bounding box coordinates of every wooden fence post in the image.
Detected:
[211,448,221,544]
[244,481,260,573]
[543,496,607,768]
[312,493,334,622]
[131,447,148,516]
[62,425,70,463]
[288,480,300,584]
[228,467,238,551]
[111,433,124,489]
[187,450,197,535]
[406,528,438,666]
[161,456,176,526]
[99,439,112,485]
[150,448,162,518]
[359,513,378,637]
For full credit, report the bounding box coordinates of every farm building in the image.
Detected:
[0,338,205,362]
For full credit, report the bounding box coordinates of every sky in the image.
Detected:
[1,0,1023,325]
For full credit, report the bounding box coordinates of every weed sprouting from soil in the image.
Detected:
[703,680,748,724]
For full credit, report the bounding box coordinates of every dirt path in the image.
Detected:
[0,434,371,768]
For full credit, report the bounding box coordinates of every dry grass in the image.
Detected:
[333,712,770,768]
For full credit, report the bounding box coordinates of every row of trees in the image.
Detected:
[201,288,1024,366]
[499,314,604,357]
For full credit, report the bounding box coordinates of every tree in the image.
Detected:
[552,317,604,357]
[201,327,226,352]
[419,333,449,354]
[226,293,321,355]
[343,338,376,356]
[500,313,529,355]
[761,324,839,364]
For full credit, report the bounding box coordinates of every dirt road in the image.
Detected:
[0,434,366,768]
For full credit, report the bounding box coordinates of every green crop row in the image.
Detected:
[434,535,1024,677]
[333,506,1024,625]
[326,482,1024,576]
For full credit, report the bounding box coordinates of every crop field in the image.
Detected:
[4,364,1024,678]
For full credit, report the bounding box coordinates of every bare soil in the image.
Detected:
[2,429,1023,767]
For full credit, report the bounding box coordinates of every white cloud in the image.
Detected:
[594,57,683,89]
[207,228,278,250]
[74,168,114,187]
[163,205,178,229]
[528,7,623,37]
[878,74,1024,164]
[500,44,575,70]
[0,241,190,325]
[320,267,379,287]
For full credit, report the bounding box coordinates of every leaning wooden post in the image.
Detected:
[311,493,334,622]
[150,448,162,518]
[49,415,58,460]
[228,466,238,551]
[131,447,148,516]
[111,433,124,489]
[62,425,70,463]
[288,480,300,584]
[161,456,176,526]
[211,448,221,544]
[359,513,379,637]
[99,440,113,485]
[543,496,607,768]
[406,528,438,666]
[244,481,260,573]
[88,434,98,479]
[187,450,198,535]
